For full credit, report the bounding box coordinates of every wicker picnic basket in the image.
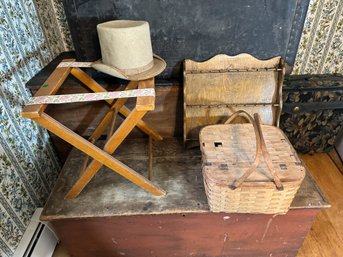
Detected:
[200,110,305,214]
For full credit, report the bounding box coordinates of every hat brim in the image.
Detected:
[91,54,166,81]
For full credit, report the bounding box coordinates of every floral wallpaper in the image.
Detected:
[0,0,72,256]
[293,0,343,74]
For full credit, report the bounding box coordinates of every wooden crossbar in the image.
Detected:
[22,59,75,118]
[70,67,163,141]
[21,59,166,199]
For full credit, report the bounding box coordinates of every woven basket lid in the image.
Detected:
[200,124,305,186]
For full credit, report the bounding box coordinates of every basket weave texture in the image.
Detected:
[200,115,305,214]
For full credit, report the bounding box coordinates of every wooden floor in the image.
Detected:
[297,153,343,257]
[52,152,343,257]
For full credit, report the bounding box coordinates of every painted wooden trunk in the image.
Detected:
[51,210,319,257]
[41,138,329,257]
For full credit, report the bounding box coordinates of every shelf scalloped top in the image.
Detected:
[184,53,283,72]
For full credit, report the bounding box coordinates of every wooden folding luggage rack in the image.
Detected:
[22,59,166,199]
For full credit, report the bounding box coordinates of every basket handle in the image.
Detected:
[224,111,284,191]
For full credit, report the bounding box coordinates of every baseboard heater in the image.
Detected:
[14,208,59,257]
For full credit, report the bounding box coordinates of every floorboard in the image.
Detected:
[297,153,343,257]
[328,148,343,175]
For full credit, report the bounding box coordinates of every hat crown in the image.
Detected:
[97,20,153,72]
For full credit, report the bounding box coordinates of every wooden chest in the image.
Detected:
[41,138,329,257]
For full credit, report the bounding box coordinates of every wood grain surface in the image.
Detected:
[183,54,284,144]
[328,148,343,175]
[22,60,74,118]
[297,153,343,257]
[41,138,328,221]
[50,152,342,257]
[51,210,319,257]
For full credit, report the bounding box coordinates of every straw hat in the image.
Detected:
[92,20,166,81]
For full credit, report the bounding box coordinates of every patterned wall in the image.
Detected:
[0,0,72,256]
[293,0,343,74]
